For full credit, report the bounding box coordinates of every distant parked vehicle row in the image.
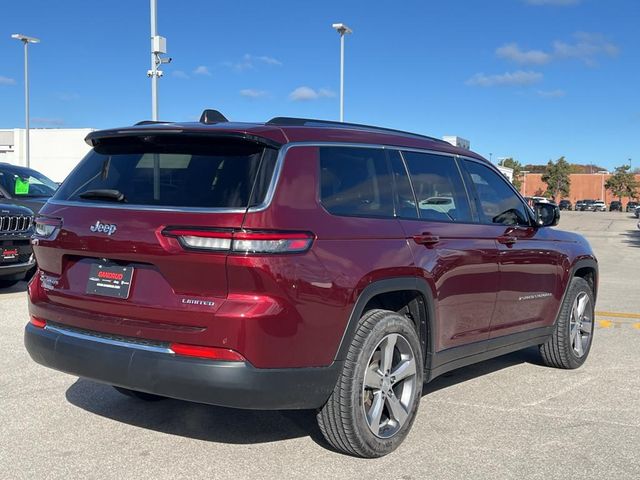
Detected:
[559,200,572,211]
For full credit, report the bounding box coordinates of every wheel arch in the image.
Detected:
[334,277,437,370]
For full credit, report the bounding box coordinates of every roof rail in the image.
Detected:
[134,120,173,126]
[200,109,229,124]
[266,117,446,144]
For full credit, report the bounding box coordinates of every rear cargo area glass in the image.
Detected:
[54,136,276,209]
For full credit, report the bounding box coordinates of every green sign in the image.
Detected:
[14,177,30,195]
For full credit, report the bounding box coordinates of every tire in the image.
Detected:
[113,386,167,402]
[317,309,423,458]
[0,280,19,289]
[539,277,594,369]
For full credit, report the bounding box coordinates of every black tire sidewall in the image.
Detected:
[560,277,595,368]
[348,312,424,456]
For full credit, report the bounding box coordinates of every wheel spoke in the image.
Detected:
[581,319,593,334]
[366,391,385,433]
[575,332,584,356]
[364,366,383,389]
[391,359,416,384]
[571,299,580,323]
[576,294,589,319]
[385,394,408,427]
[570,324,578,343]
[380,334,397,373]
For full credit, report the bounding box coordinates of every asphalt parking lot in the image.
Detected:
[1,210,639,479]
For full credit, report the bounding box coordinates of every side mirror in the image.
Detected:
[534,202,560,227]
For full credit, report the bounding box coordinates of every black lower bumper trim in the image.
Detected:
[24,323,341,410]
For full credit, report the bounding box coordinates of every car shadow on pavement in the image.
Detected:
[66,347,543,449]
[423,346,543,395]
[65,379,326,446]
[0,280,28,295]
[621,229,640,248]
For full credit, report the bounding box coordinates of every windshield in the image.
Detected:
[0,169,58,198]
[53,136,277,209]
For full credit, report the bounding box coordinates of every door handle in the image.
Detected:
[413,233,440,246]
[497,235,517,246]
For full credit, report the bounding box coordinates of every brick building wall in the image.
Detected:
[520,173,640,205]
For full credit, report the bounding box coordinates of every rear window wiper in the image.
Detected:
[78,189,127,202]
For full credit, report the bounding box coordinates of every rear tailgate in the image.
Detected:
[31,133,279,345]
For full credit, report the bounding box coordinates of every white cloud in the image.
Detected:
[496,43,551,65]
[0,76,16,85]
[525,0,581,5]
[240,88,268,98]
[553,32,619,66]
[172,70,190,79]
[32,117,65,126]
[289,86,336,101]
[466,70,543,87]
[256,55,282,66]
[537,89,566,98]
[224,54,283,72]
[497,33,618,67]
[193,66,212,76]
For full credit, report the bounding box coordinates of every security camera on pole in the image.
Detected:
[148,0,171,121]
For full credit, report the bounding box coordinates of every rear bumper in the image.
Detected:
[24,323,341,410]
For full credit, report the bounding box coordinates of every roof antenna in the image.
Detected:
[200,109,228,124]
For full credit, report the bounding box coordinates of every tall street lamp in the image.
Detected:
[521,170,530,196]
[332,23,352,122]
[11,33,40,168]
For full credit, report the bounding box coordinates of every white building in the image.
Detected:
[0,128,95,182]
[442,135,470,150]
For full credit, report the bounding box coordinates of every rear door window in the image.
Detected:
[319,147,394,218]
[54,136,276,209]
[402,151,472,223]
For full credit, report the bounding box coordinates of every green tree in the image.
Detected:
[605,164,639,201]
[500,158,523,190]
[541,157,571,201]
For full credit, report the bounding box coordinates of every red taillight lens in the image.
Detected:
[162,228,314,254]
[29,316,46,328]
[170,343,245,361]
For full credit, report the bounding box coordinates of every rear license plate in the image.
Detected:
[1,248,19,263]
[86,263,134,299]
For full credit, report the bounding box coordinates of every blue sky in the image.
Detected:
[1,0,638,169]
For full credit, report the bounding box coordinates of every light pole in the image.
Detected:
[332,23,352,122]
[11,33,39,168]
[148,0,171,120]
[597,170,608,202]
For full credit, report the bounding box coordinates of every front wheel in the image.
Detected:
[539,277,594,369]
[317,309,423,458]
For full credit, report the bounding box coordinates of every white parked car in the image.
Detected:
[592,201,606,212]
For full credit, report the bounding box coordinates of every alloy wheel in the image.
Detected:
[362,333,417,438]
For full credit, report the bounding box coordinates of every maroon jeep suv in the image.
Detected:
[25,112,597,457]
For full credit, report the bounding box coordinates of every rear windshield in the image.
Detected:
[53,136,277,209]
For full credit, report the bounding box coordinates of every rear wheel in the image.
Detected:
[113,386,167,402]
[539,277,594,369]
[317,309,423,458]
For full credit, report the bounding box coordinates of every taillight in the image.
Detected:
[170,343,245,361]
[34,216,62,239]
[162,228,314,254]
[29,316,46,328]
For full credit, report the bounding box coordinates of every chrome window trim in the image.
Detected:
[46,142,482,214]
[45,324,174,354]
